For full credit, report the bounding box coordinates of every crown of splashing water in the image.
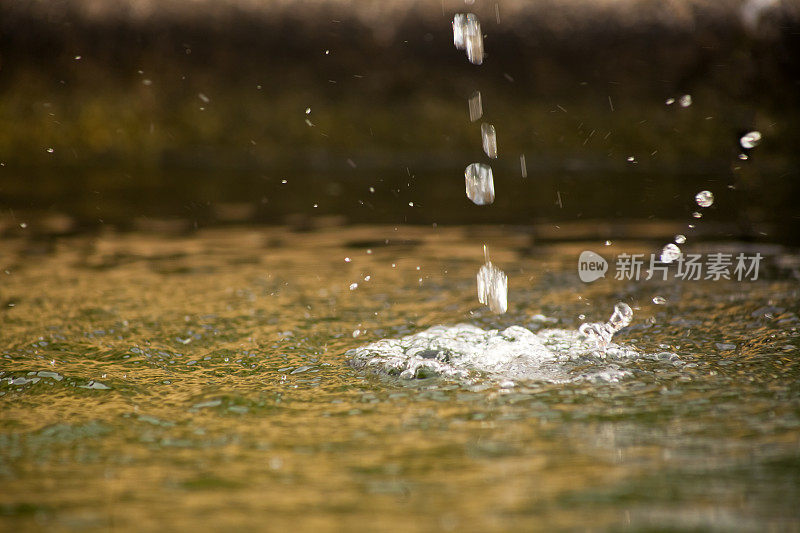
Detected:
[578,302,633,352]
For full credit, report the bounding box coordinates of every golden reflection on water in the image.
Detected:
[1,225,799,531]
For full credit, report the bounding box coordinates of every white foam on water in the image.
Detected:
[347,322,673,384]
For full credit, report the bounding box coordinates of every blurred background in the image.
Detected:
[1,0,798,242]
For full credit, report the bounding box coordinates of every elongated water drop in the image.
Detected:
[465,163,495,205]
[468,91,482,122]
[481,123,497,158]
[477,246,507,314]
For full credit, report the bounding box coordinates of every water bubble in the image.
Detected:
[652,296,667,305]
[468,91,483,122]
[477,250,507,314]
[695,190,714,207]
[481,123,498,159]
[464,163,495,205]
[679,94,692,107]
[661,243,682,263]
[740,130,762,149]
[674,234,686,244]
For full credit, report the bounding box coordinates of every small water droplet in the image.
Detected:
[344,257,351,263]
[740,130,762,149]
[665,97,675,105]
[661,243,682,263]
[626,156,636,163]
[674,234,686,244]
[652,296,667,305]
[679,94,692,107]
[46,147,54,153]
[695,190,714,208]
[305,107,311,114]
[349,283,358,290]
[738,153,749,160]
[692,211,703,218]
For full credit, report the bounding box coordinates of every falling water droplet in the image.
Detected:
[481,123,498,158]
[519,154,527,178]
[740,131,762,149]
[652,296,667,305]
[695,190,714,207]
[468,91,483,122]
[453,14,467,49]
[464,163,495,205]
[692,211,703,218]
[46,148,54,153]
[665,97,675,105]
[476,245,507,314]
[661,243,682,263]
[674,234,686,244]
[679,94,692,107]
[349,283,358,291]
[738,153,749,160]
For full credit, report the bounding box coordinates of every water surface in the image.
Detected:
[1,225,799,531]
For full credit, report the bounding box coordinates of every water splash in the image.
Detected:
[477,245,507,314]
[465,163,495,205]
[347,314,672,384]
[578,302,633,352]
